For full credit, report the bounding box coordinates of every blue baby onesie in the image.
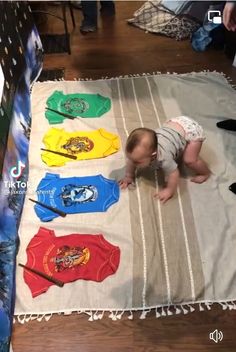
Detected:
[34,173,120,222]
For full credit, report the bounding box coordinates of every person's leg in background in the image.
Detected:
[80,0,115,34]
[80,1,97,33]
[100,1,115,16]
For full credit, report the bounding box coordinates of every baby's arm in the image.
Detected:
[154,168,180,203]
[119,159,136,189]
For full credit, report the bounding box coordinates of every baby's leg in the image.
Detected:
[182,141,210,183]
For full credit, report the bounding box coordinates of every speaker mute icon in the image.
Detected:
[209,329,223,343]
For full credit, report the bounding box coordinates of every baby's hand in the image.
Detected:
[154,188,173,204]
[118,176,135,190]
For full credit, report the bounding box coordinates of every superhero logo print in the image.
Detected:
[60,184,98,207]
[62,97,89,114]
[52,245,90,272]
[62,136,94,154]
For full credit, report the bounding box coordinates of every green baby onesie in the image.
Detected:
[45,91,111,124]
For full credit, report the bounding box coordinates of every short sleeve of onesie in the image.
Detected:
[161,155,178,175]
[152,150,178,175]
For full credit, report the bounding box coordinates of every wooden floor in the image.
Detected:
[12,2,236,351]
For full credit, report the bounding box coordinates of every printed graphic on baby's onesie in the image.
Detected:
[62,97,89,114]
[62,136,94,154]
[52,245,90,272]
[34,173,120,221]
[60,184,98,206]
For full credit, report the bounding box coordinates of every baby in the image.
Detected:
[119,116,210,203]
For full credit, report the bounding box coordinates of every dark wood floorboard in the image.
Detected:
[12,308,236,352]
[12,2,236,351]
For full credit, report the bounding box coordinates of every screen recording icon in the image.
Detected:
[208,10,222,24]
[209,329,223,343]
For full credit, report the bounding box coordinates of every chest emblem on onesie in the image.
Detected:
[62,136,94,154]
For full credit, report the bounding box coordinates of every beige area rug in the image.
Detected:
[14,72,236,322]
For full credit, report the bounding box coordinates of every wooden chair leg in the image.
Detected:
[62,3,71,55]
[69,1,76,28]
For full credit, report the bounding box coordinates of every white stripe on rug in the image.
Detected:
[177,187,196,301]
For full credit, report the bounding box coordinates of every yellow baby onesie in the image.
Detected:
[41,128,120,166]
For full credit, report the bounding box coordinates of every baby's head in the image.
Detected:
[126,128,157,168]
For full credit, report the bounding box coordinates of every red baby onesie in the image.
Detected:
[23,227,120,297]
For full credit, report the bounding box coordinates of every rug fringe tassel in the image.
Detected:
[140,309,151,319]
[167,306,173,316]
[230,301,236,310]
[34,71,236,90]
[128,310,133,320]
[155,307,161,318]
[37,314,45,322]
[174,305,181,314]
[161,306,167,316]
[199,303,204,311]
[45,313,53,321]
[181,305,188,314]
[97,310,105,320]
[117,311,125,320]
[14,299,236,323]
[205,302,212,310]
[187,304,195,312]
[63,310,73,315]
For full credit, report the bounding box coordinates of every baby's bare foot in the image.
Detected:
[190,174,210,183]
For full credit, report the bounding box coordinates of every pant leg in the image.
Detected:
[81,1,97,26]
[100,1,115,13]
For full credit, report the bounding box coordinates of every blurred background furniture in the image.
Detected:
[30,1,76,54]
